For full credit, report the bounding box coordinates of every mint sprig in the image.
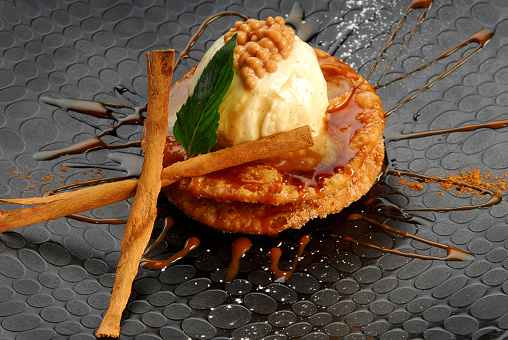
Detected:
[173,34,237,156]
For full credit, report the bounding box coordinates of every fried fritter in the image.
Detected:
[162,138,384,236]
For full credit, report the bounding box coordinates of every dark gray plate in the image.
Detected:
[1,0,508,339]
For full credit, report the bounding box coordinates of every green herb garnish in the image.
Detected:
[173,34,237,156]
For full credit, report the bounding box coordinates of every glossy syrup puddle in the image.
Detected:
[34,6,501,278]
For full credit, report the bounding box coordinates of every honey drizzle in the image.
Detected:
[268,235,311,281]
[174,11,249,69]
[383,28,492,117]
[68,214,127,224]
[375,29,492,90]
[385,118,508,142]
[224,237,252,282]
[33,136,140,161]
[41,96,145,137]
[370,0,434,88]
[387,170,502,212]
[140,217,201,270]
[343,214,474,261]
[365,0,434,82]
[39,96,145,161]
[47,177,134,196]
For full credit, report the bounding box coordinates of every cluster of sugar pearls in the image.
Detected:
[224,16,295,89]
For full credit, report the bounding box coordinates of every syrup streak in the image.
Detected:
[362,196,433,223]
[39,96,146,161]
[383,28,492,117]
[42,96,117,119]
[365,0,434,82]
[48,176,135,196]
[385,118,508,142]
[343,214,474,261]
[68,214,127,224]
[41,96,145,136]
[33,136,141,161]
[39,12,248,161]
[60,152,143,179]
[224,237,252,282]
[375,28,492,90]
[48,152,143,195]
[174,11,249,69]
[268,235,311,281]
[387,170,502,211]
[140,217,201,270]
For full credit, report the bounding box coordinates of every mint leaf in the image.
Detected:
[173,34,237,156]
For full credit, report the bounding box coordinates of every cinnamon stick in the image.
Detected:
[0,179,138,231]
[160,124,314,185]
[0,125,313,233]
[96,50,175,338]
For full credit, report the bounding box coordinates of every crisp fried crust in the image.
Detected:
[162,138,384,236]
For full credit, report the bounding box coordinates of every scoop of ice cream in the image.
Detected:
[188,17,328,147]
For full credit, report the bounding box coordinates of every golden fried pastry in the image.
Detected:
[163,138,384,236]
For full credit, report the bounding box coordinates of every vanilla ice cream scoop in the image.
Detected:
[188,16,328,147]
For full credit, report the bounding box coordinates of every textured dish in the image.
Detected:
[0,1,508,339]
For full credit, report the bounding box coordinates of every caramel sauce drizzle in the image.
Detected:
[342,214,474,261]
[41,96,145,137]
[362,196,432,224]
[385,118,508,142]
[48,153,143,195]
[375,29,492,90]
[38,96,144,161]
[268,235,311,281]
[42,96,118,119]
[365,0,434,82]
[68,214,127,224]
[33,136,140,161]
[174,11,249,69]
[224,237,252,282]
[383,28,492,117]
[368,0,434,87]
[42,154,141,199]
[48,176,134,196]
[140,217,200,270]
[386,170,502,212]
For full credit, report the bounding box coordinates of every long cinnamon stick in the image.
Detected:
[96,50,175,338]
[0,180,138,231]
[0,125,313,233]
